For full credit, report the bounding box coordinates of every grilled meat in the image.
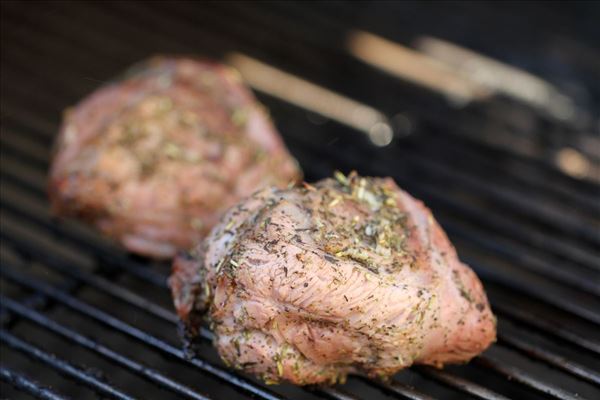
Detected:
[170,172,496,385]
[49,57,301,258]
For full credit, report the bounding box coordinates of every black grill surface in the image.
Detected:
[1,1,599,400]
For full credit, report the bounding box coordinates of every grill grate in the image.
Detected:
[0,365,67,400]
[1,1,599,400]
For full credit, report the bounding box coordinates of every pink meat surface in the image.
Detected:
[49,57,301,258]
[170,172,496,385]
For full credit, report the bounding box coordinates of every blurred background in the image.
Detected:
[1,1,599,400]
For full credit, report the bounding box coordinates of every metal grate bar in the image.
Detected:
[354,377,436,400]
[389,151,599,247]
[0,251,86,332]
[0,230,177,324]
[445,222,598,296]
[474,357,582,400]
[0,154,46,196]
[0,278,78,329]
[0,297,211,400]
[464,259,600,326]
[0,130,49,166]
[0,203,167,294]
[0,188,167,289]
[406,131,600,213]
[313,386,362,400]
[0,365,68,400]
[0,263,286,400]
[498,335,600,386]
[0,330,135,400]
[412,186,599,278]
[0,100,58,139]
[492,302,600,356]
[410,192,599,275]
[415,367,510,400]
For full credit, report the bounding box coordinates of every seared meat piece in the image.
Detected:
[170,172,496,385]
[49,57,301,258]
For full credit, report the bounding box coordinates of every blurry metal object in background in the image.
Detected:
[228,52,395,146]
[344,29,598,182]
[347,30,579,124]
[347,30,492,107]
[415,36,578,123]
[556,147,592,179]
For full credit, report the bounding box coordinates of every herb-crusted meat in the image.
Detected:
[170,172,496,385]
[49,57,301,258]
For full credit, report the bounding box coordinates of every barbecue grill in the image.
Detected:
[1,1,599,399]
